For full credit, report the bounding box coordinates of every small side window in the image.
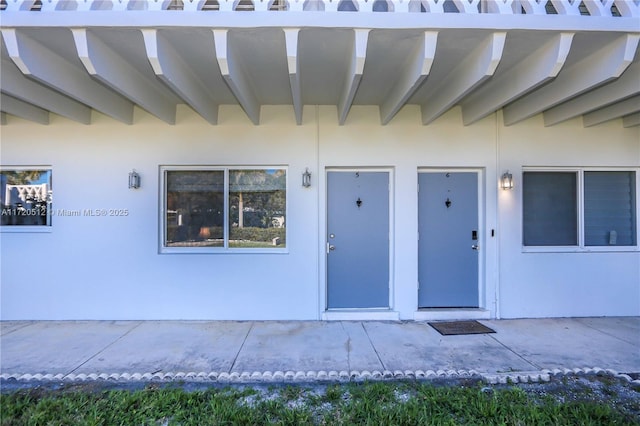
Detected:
[1,168,52,227]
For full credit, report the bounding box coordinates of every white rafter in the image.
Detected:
[622,112,640,128]
[583,95,640,127]
[503,34,640,126]
[1,58,92,124]
[462,32,573,126]
[1,93,49,124]
[338,28,370,125]
[284,28,303,125]
[422,32,506,125]
[72,28,177,125]
[142,29,218,125]
[380,31,438,125]
[213,29,260,125]
[544,61,640,126]
[1,28,134,124]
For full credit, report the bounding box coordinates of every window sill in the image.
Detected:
[0,226,52,233]
[160,247,289,255]
[522,246,639,253]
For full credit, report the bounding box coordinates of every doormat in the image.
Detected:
[428,320,495,336]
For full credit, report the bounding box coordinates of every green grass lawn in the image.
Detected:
[1,380,638,425]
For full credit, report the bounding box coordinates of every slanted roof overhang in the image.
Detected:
[1,0,638,127]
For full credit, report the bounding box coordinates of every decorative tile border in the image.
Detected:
[2,367,638,385]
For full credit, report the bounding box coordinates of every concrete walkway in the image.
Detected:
[1,318,638,383]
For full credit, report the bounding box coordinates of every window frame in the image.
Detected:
[159,165,288,254]
[522,167,639,253]
[0,166,53,233]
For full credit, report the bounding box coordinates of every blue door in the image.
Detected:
[327,171,390,309]
[418,171,479,308]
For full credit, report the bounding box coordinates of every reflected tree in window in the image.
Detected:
[229,169,286,248]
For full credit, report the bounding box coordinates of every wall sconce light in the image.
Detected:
[302,168,311,188]
[500,171,514,190]
[128,170,141,189]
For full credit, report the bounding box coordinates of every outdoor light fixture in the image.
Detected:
[302,168,311,188]
[500,171,514,190]
[128,170,140,189]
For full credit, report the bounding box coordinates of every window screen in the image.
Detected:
[523,172,578,246]
[584,171,636,246]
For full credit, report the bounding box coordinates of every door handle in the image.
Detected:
[471,245,479,250]
[329,245,336,251]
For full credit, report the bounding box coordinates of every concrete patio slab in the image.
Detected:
[0,321,140,375]
[575,317,640,346]
[0,321,32,336]
[231,321,352,372]
[485,318,640,373]
[1,318,638,381]
[362,321,537,373]
[340,321,385,371]
[77,321,252,374]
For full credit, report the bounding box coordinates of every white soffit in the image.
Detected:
[1,3,638,127]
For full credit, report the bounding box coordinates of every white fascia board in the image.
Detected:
[1,93,49,124]
[583,95,640,127]
[380,31,438,125]
[0,58,92,124]
[503,34,639,126]
[72,28,177,125]
[421,31,506,125]
[284,28,303,125]
[1,11,639,33]
[338,28,370,125]
[142,29,218,125]
[544,60,640,126]
[462,32,573,126]
[1,28,134,124]
[213,29,260,125]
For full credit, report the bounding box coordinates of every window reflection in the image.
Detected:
[229,169,286,248]
[164,168,286,250]
[166,170,224,247]
[0,169,52,226]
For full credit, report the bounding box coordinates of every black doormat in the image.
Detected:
[428,320,496,336]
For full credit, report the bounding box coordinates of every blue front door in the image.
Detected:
[327,171,390,309]
[418,171,479,308]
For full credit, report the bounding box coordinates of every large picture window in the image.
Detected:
[1,168,52,228]
[162,167,286,252]
[523,169,637,250]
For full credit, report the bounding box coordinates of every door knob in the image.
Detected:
[471,245,479,250]
[329,245,336,251]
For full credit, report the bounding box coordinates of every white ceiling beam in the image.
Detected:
[72,28,177,125]
[380,31,438,125]
[338,29,370,125]
[1,28,133,124]
[213,29,260,125]
[503,34,640,126]
[462,32,573,126]
[422,31,506,125]
[583,95,640,127]
[142,29,218,125]
[284,28,303,125]
[622,112,640,128]
[1,93,49,124]
[544,61,640,126]
[1,58,92,124]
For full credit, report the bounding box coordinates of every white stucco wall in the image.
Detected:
[1,105,638,319]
